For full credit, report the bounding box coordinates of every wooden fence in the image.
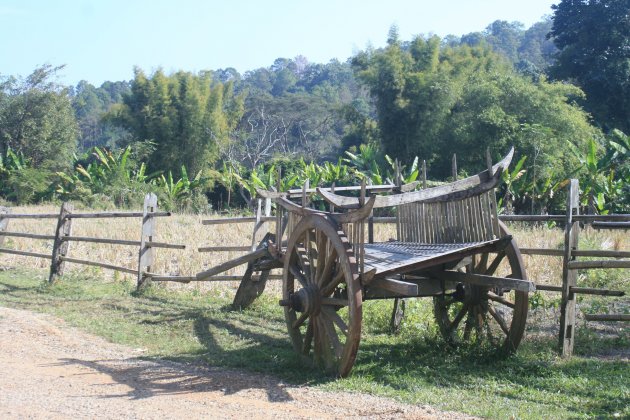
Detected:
[0,180,627,358]
[0,193,184,289]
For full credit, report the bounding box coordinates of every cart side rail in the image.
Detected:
[318,147,513,209]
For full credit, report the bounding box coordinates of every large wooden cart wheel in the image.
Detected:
[280,214,362,377]
[433,222,528,354]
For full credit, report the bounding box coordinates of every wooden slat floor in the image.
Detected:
[364,239,500,276]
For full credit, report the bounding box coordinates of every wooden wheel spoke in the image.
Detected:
[302,320,313,355]
[289,263,308,287]
[474,253,489,273]
[320,268,345,297]
[449,303,470,332]
[486,291,515,309]
[322,317,343,358]
[315,318,335,370]
[463,312,473,341]
[488,304,510,336]
[318,247,338,286]
[321,297,349,307]
[322,306,349,337]
[485,250,506,275]
[314,230,328,283]
[474,306,484,337]
[296,247,313,283]
[292,311,309,329]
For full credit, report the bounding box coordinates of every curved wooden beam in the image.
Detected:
[275,195,375,224]
[256,188,285,199]
[319,147,514,209]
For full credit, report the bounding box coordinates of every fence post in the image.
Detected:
[251,197,271,251]
[559,179,580,357]
[48,202,74,283]
[137,193,158,290]
[0,207,10,248]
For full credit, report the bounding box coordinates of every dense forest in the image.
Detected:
[1,0,629,214]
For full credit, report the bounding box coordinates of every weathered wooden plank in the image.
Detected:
[0,207,9,247]
[146,241,186,250]
[0,247,52,259]
[498,214,565,222]
[63,235,141,246]
[198,245,251,252]
[319,147,513,209]
[368,277,419,296]
[273,193,375,224]
[59,256,137,275]
[137,193,158,289]
[584,314,630,322]
[196,247,269,280]
[436,270,535,293]
[560,179,580,357]
[498,214,630,222]
[49,202,73,283]
[0,213,58,219]
[570,287,625,296]
[0,231,56,240]
[66,211,170,219]
[535,284,563,292]
[521,248,630,258]
[568,260,630,269]
[203,216,256,225]
[591,221,630,230]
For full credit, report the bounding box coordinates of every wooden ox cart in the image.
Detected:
[200,148,533,377]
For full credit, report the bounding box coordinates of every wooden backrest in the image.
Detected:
[396,190,501,243]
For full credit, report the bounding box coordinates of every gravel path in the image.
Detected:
[0,307,476,419]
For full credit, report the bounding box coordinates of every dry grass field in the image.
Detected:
[1,204,627,290]
[1,204,628,328]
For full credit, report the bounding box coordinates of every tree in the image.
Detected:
[0,65,78,171]
[110,68,245,176]
[72,80,131,150]
[352,31,601,184]
[550,0,630,132]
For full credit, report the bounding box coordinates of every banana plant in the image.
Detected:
[498,155,527,214]
[0,148,28,174]
[155,165,203,210]
[384,154,419,185]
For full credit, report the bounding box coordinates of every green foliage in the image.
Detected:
[0,64,78,171]
[353,31,602,197]
[71,80,131,150]
[111,68,245,176]
[55,146,153,208]
[550,0,630,133]
[155,166,207,213]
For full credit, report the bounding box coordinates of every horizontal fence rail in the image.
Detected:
[0,247,53,259]
[0,194,184,288]
[0,231,56,240]
[66,211,171,219]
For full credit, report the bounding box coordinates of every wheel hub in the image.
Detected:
[281,285,321,315]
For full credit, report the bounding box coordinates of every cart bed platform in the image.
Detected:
[364,238,506,277]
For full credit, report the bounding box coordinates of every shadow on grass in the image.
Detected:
[351,334,629,416]
[1,275,628,417]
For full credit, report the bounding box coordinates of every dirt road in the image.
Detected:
[0,307,475,419]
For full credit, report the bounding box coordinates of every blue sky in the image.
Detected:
[1,0,557,86]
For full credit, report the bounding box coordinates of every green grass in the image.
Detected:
[0,268,628,419]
